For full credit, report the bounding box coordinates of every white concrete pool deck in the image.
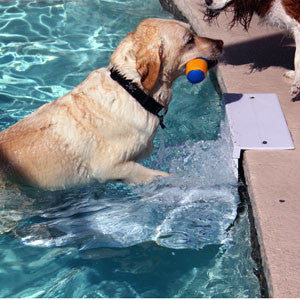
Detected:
[170,0,300,297]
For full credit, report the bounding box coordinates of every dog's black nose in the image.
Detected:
[205,0,213,6]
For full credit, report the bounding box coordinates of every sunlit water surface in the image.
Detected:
[0,0,260,297]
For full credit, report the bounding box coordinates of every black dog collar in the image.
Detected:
[110,67,166,129]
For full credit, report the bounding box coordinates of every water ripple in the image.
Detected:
[0,1,260,297]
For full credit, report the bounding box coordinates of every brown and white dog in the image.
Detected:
[0,18,223,191]
[205,0,300,96]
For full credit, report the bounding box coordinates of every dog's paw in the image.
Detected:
[284,70,295,80]
[290,82,300,96]
[153,170,169,179]
[283,71,300,97]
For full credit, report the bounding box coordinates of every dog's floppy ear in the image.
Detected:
[136,43,162,91]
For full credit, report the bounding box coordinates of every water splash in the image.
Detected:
[7,120,239,250]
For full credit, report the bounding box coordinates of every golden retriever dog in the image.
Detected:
[0,18,223,190]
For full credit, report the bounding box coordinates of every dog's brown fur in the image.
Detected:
[283,0,300,23]
[204,0,275,29]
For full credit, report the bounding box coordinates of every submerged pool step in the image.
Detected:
[224,93,295,159]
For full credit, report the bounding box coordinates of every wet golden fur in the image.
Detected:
[0,18,223,190]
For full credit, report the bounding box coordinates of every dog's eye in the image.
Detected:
[186,34,195,45]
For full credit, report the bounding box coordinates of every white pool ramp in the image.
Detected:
[224,93,294,159]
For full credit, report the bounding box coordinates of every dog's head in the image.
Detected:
[110,18,223,94]
[204,0,234,25]
[204,0,257,30]
[205,0,233,10]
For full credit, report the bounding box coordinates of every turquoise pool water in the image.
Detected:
[0,0,260,297]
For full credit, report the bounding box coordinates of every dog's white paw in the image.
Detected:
[290,82,300,96]
[283,71,300,97]
[283,70,295,80]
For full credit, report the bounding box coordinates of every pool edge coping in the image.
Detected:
[160,0,300,297]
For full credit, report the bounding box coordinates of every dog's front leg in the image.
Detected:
[290,27,300,96]
[112,161,169,185]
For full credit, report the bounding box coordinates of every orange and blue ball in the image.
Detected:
[186,57,208,84]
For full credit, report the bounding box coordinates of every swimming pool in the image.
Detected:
[0,0,260,297]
